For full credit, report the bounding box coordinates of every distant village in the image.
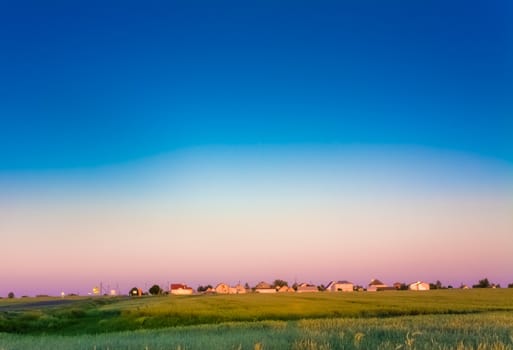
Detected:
[3,278,506,299]
[121,277,506,297]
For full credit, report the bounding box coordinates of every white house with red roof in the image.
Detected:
[170,283,193,295]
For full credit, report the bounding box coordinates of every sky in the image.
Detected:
[0,0,512,296]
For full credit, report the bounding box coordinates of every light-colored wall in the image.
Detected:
[171,288,193,295]
[367,284,387,292]
[215,283,230,294]
[409,282,430,291]
[233,285,246,294]
[329,283,353,292]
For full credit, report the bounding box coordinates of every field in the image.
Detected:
[1,289,513,349]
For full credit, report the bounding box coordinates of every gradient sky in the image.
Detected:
[1,1,512,296]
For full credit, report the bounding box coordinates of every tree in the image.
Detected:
[197,285,213,292]
[429,280,443,290]
[473,278,491,288]
[129,287,140,296]
[7,292,14,299]
[508,283,513,288]
[272,279,288,289]
[149,284,162,296]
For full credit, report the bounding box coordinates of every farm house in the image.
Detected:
[277,285,295,293]
[170,284,194,295]
[254,281,276,293]
[326,280,354,292]
[232,284,247,294]
[409,281,430,291]
[215,283,230,294]
[367,278,388,292]
[296,283,318,293]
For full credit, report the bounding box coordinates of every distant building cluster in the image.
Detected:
[132,278,436,297]
[61,277,505,298]
[6,277,508,299]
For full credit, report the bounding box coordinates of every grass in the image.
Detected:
[1,289,513,349]
[1,313,513,349]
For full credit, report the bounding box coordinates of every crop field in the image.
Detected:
[1,289,513,349]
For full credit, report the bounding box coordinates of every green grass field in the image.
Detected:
[1,289,513,349]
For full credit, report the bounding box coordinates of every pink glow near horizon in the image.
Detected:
[1,147,512,296]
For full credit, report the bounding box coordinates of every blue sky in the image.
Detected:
[0,1,512,295]
[1,0,512,169]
